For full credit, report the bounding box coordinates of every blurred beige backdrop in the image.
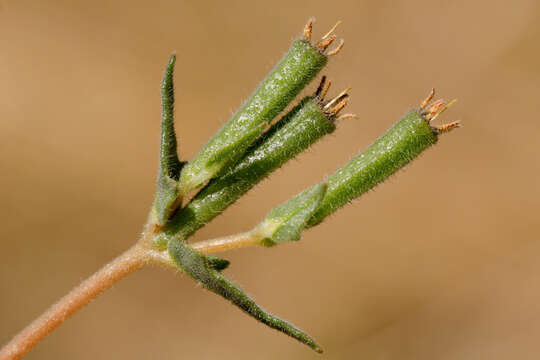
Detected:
[1,0,539,359]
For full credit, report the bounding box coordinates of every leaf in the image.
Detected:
[167,236,322,353]
[153,54,185,225]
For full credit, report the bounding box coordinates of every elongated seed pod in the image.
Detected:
[307,97,459,227]
[178,24,338,195]
[165,86,350,239]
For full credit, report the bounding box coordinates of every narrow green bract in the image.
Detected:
[153,55,184,225]
[178,40,327,193]
[166,97,335,239]
[167,236,322,353]
[308,109,438,226]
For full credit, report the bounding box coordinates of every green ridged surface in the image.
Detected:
[308,109,438,226]
[166,97,335,238]
[179,40,327,192]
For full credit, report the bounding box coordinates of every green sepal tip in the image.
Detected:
[254,183,327,247]
[167,236,322,352]
[153,54,185,225]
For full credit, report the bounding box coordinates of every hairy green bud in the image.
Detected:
[178,39,328,194]
[308,98,459,227]
[166,90,345,238]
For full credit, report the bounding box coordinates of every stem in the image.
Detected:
[0,229,259,360]
[0,244,150,360]
[192,231,260,253]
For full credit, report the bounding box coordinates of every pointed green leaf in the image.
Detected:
[153,54,184,225]
[167,236,322,352]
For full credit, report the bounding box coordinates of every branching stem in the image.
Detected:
[0,229,261,360]
[1,86,458,359]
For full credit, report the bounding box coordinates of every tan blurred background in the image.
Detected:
[1,0,539,359]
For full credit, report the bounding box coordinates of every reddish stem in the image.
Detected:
[0,245,149,360]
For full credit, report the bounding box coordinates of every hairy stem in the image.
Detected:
[192,231,261,253]
[0,229,265,360]
[0,244,150,360]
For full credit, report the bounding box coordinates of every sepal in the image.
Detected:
[254,183,327,246]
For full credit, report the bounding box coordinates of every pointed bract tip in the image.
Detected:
[164,54,176,73]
